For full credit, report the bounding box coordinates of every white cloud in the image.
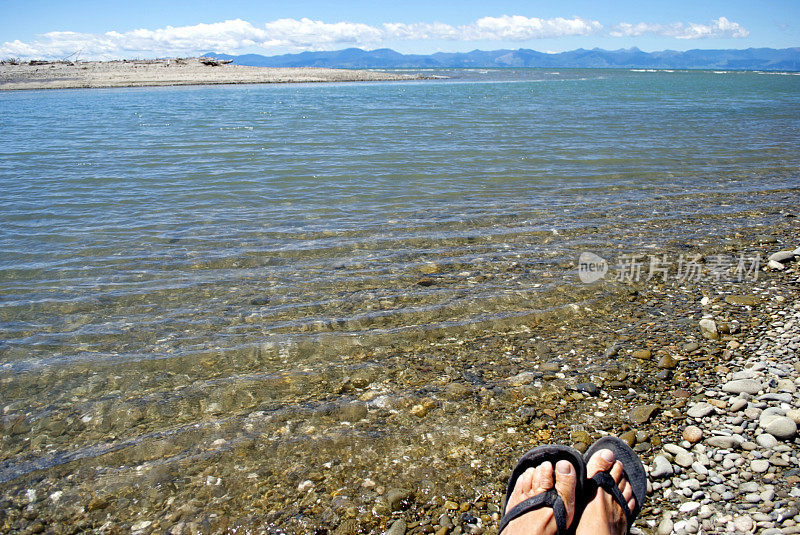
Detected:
[0,15,748,60]
[610,17,749,39]
[467,15,601,41]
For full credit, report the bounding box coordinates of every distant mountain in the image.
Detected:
[204,47,800,71]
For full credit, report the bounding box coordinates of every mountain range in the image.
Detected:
[204,47,800,71]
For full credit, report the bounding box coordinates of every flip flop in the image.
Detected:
[498,445,587,535]
[583,436,647,533]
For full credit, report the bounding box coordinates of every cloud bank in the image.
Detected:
[1,16,749,60]
[610,17,749,39]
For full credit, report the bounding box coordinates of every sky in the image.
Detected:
[1,0,799,60]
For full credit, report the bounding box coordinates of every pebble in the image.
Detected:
[768,250,797,263]
[722,379,763,395]
[768,259,786,270]
[764,417,798,440]
[706,436,742,449]
[733,516,754,532]
[657,516,674,535]
[658,355,678,369]
[687,403,715,418]
[629,404,659,424]
[664,444,693,467]
[683,425,703,443]
[750,459,770,473]
[691,461,709,476]
[385,519,407,535]
[679,501,701,513]
[729,398,748,412]
[699,319,719,340]
[756,434,779,448]
[651,455,674,478]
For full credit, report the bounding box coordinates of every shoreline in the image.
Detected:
[0,57,421,91]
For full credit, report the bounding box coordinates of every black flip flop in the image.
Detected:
[583,437,647,533]
[498,445,587,535]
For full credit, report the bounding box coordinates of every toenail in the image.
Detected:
[556,461,572,474]
[600,449,614,462]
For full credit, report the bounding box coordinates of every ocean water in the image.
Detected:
[0,69,799,520]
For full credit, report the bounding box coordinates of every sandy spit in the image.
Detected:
[0,57,421,91]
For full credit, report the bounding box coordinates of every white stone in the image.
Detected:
[657,516,674,535]
[756,434,779,448]
[687,402,715,418]
[768,250,796,263]
[764,417,797,440]
[768,259,786,270]
[699,318,718,339]
[651,455,674,478]
[680,502,701,513]
[733,515,754,532]
[751,459,770,473]
[723,379,763,395]
[691,461,709,476]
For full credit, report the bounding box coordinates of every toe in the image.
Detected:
[530,461,554,496]
[554,460,577,527]
[622,478,636,509]
[586,448,615,477]
[609,460,624,483]
[509,467,536,506]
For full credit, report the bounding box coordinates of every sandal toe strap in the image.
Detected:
[498,488,569,535]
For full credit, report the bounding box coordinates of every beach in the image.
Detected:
[1,69,799,534]
[0,57,418,90]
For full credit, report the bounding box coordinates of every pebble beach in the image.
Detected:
[0,58,417,91]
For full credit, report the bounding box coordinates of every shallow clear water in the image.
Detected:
[3,69,799,372]
[0,69,799,500]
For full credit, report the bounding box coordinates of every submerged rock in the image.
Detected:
[629,404,659,424]
[657,355,678,369]
[724,295,760,307]
[699,319,718,340]
[574,382,600,396]
[386,488,413,511]
[385,518,407,535]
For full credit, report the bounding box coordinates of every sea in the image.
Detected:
[1,68,799,529]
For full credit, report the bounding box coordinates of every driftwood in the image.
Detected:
[199,58,233,66]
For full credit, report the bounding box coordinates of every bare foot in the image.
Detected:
[502,460,577,535]
[575,449,637,535]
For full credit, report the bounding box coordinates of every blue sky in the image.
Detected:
[1,0,798,59]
